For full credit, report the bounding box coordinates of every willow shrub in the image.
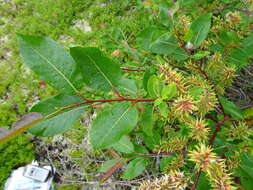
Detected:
[1,1,253,189]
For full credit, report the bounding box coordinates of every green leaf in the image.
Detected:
[189,86,204,100]
[147,75,162,98]
[99,159,119,172]
[137,27,188,59]
[159,4,173,28]
[118,78,137,95]
[170,47,189,61]
[190,13,212,46]
[154,98,163,106]
[241,177,253,190]
[143,67,157,91]
[150,34,178,54]
[243,108,253,118]
[183,29,193,41]
[28,94,85,136]
[226,48,248,69]
[122,157,148,179]
[219,31,239,46]
[90,103,138,149]
[158,102,169,117]
[18,34,82,94]
[134,144,149,154]
[197,173,211,190]
[208,44,224,52]
[191,51,210,59]
[226,34,253,69]
[0,113,43,144]
[112,135,134,154]
[219,96,244,119]
[137,27,166,51]
[140,105,154,136]
[241,34,253,55]
[160,155,175,171]
[70,47,122,92]
[161,83,177,100]
[144,130,161,150]
[241,165,253,178]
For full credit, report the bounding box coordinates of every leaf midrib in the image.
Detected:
[30,47,78,93]
[98,105,132,148]
[83,51,114,89]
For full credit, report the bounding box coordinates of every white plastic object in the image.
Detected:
[4,160,54,190]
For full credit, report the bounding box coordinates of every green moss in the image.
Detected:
[0,135,35,188]
[0,104,18,126]
[56,184,82,190]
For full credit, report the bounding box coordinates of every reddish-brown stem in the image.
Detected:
[137,151,178,158]
[245,118,253,122]
[100,161,124,182]
[191,120,222,190]
[209,124,222,146]
[107,149,120,158]
[206,115,218,122]
[121,67,145,72]
[59,98,156,113]
[191,169,202,190]
[128,151,179,160]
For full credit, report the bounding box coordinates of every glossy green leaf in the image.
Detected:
[70,47,122,92]
[112,135,134,154]
[18,34,82,94]
[219,96,244,119]
[90,103,138,149]
[28,94,85,136]
[190,13,212,46]
[140,105,154,136]
[122,157,148,179]
[0,113,43,144]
